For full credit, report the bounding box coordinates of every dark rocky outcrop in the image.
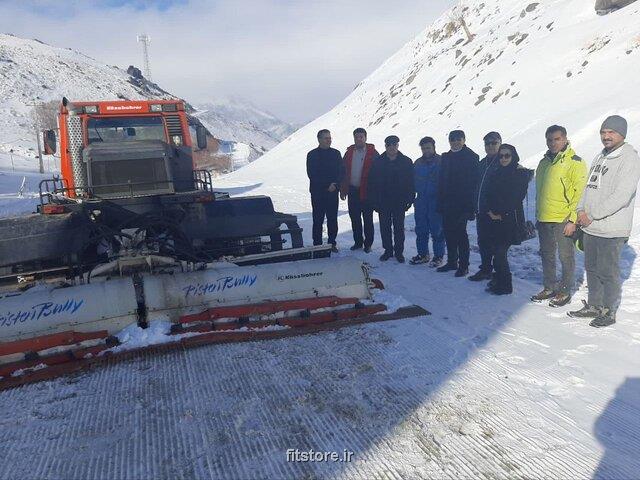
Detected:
[595,0,637,14]
[126,65,143,79]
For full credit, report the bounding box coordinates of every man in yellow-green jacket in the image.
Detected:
[532,125,587,307]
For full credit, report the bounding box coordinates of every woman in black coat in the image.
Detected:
[484,144,533,295]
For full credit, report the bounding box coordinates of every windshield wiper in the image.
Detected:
[92,125,104,143]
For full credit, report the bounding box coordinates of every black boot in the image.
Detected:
[437,262,458,273]
[491,273,513,295]
[379,251,393,261]
[485,273,498,293]
[469,270,492,282]
[454,266,469,277]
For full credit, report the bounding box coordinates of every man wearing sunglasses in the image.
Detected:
[470,131,503,281]
[533,125,587,307]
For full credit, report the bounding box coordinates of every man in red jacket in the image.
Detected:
[340,128,379,252]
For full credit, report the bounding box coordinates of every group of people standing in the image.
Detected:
[306,115,640,327]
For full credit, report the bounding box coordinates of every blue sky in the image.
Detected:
[0,0,455,123]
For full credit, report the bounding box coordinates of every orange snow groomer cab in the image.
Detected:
[48,98,205,198]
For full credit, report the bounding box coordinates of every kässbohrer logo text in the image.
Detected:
[277,272,324,281]
[105,105,144,111]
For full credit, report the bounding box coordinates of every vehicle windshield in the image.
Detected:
[87,116,166,144]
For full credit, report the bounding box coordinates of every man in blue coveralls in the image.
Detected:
[410,136,445,267]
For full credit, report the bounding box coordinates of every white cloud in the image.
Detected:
[0,0,455,123]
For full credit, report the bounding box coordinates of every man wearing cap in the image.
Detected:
[469,131,503,281]
[569,115,640,327]
[340,128,379,253]
[533,125,587,307]
[306,129,343,252]
[437,130,480,277]
[367,135,415,263]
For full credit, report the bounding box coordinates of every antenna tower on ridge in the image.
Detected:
[136,34,152,82]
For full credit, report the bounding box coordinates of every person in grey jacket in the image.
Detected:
[569,115,640,327]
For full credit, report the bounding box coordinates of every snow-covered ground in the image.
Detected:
[0,189,638,478]
[1,0,640,478]
[0,154,49,217]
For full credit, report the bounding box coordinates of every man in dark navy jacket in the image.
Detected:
[306,129,343,252]
[437,130,480,277]
[469,131,502,281]
[367,135,415,263]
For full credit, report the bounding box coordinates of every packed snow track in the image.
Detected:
[1,257,639,480]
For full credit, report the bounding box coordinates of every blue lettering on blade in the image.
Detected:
[0,298,84,329]
[182,274,258,299]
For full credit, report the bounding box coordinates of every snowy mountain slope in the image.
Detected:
[222,0,640,194]
[0,32,294,172]
[196,97,297,144]
[0,33,179,163]
[194,97,297,166]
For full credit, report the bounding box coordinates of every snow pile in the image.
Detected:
[370,288,414,311]
[111,318,175,353]
[109,315,290,354]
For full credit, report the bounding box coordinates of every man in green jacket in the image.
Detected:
[532,125,587,306]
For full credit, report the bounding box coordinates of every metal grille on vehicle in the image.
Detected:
[68,116,87,193]
[165,115,182,136]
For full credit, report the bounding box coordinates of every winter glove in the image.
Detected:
[404,203,413,212]
[466,212,476,221]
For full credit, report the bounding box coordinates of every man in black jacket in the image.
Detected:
[469,131,502,281]
[437,130,480,276]
[367,135,415,263]
[306,129,343,252]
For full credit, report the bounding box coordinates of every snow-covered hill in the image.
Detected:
[194,97,298,167]
[0,33,178,164]
[223,0,640,195]
[0,33,295,172]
